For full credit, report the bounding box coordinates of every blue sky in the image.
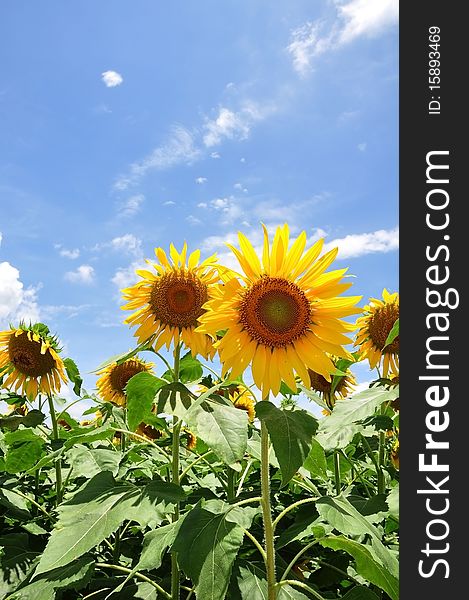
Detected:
[1,0,398,410]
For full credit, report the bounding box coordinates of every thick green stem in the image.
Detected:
[261,419,277,600]
[47,395,62,506]
[227,467,236,502]
[378,429,386,494]
[333,450,341,496]
[171,344,181,600]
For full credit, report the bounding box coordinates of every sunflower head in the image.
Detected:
[184,428,197,450]
[308,355,356,410]
[135,422,163,441]
[96,358,153,406]
[197,224,361,396]
[0,323,67,399]
[355,289,399,377]
[122,243,221,359]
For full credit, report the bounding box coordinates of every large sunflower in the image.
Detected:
[308,355,356,411]
[197,225,361,396]
[355,289,399,377]
[122,243,221,358]
[0,324,67,398]
[96,358,154,406]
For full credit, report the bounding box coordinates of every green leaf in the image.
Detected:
[138,520,183,571]
[156,381,195,418]
[0,533,39,597]
[0,410,45,432]
[172,503,250,600]
[0,487,31,518]
[348,494,389,517]
[255,401,318,486]
[237,567,309,600]
[303,438,328,480]
[5,441,44,473]
[126,372,167,431]
[63,422,115,449]
[35,472,135,575]
[7,557,94,600]
[316,387,398,450]
[383,318,399,349]
[66,445,121,478]
[4,429,44,445]
[387,484,399,521]
[178,351,203,383]
[341,586,380,600]
[185,397,248,465]
[316,494,398,578]
[63,358,83,396]
[320,536,399,600]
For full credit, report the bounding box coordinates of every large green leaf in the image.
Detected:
[303,438,328,480]
[237,567,309,599]
[63,358,83,396]
[7,557,94,600]
[0,410,45,432]
[316,387,398,450]
[66,445,121,478]
[387,484,399,521]
[125,372,167,431]
[316,494,398,578]
[4,433,45,474]
[63,422,115,449]
[138,520,182,571]
[178,351,203,383]
[255,401,318,486]
[0,533,39,597]
[185,397,248,465]
[35,472,184,575]
[320,536,399,600]
[173,501,255,600]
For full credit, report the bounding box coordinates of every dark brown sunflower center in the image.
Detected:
[239,277,311,348]
[368,302,399,353]
[110,360,147,393]
[150,272,208,328]
[308,369,333,395]
[8,332,55,377]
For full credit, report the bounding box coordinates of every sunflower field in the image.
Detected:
[0,225,399,600]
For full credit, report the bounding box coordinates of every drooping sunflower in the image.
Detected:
[308,355,356,411]
[197,224,361,396]
[122,243,222,359]
[355,289,399,377]
[0,324,67,398]
[96,358,154,406]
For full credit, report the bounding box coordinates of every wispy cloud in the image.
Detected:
[111,259,145,290]
[203,102,273,147]
[64,265,95,285]
[102,70,123,87]
[114,126,200,190]
[195,177,207,184]
[54,244,80,259]
[287,0,398,75]
[93,234,142,256]
[324,226,399,258]
[117,194,145,218]
[0,261,40,325]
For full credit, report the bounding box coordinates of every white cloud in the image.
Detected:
[64,265,95,285]
[117,194,144,218]
[325,226,399,259]
[201,196,243,226]
[102,70,123,87]
[0,261,40,325]
[54,244,80,259]
[210,152,221,159]
[287,0,398,75]
[114,126,200,190]
[111,260,145,290]
[93,234,142,256]
[163,200,176,206]
[357,142,367,151]
[240,157,246,163]
[195,177,207,184]
[186,215,202,226]
[203,102,273,148]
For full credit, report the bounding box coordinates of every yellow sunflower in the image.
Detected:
[197,224,361,396]
[0,324,67,398]
[355,289,399,377]
[122,243,223,359]
[308,355,356,411]
[96,358,154,406]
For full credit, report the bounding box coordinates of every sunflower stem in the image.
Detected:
[378,429,386,494]
[227,467,236,502]
[333,450,341,495]
[171,343,182,600]
[47,395,63,506]
[261,418,277,600]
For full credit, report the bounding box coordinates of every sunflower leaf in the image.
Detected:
[255,401,318,486]
[125,372,167,431]
[63,358,83,396]
[178,352,203,383]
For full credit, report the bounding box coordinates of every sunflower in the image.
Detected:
[198,382,256,421]
[122,243,222,359]
[0,324,67,398]
[184,428,197,450]
[96,358,154,406]
[308,355,356,411]
[135,422,163,441]
[196,224,361,396]
[355,289,399,377]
